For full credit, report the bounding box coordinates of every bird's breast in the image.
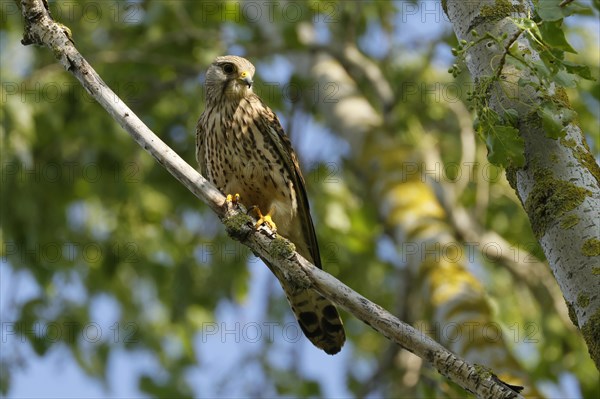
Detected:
[204,101,297,226]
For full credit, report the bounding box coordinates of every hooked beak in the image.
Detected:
[240,71,253,88]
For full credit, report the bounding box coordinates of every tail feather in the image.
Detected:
[267,261,345,354]
[291,290,345,355]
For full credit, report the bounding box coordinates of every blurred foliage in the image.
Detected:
[1,0,598,398]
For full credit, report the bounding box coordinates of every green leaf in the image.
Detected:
[538,103,576,139]
[517,77,537,89]
[485,125,525,167]
[525,19,538,31]
[553,70,578,87]
[538,107,565,139]
[531,59,552,78]
[536,0,585,21]
[539,20,577,53]
[536,0,565,21]
[538,47,567,75]
[563,61,596,80]
[516,17,538,31]
[503,109,519,127]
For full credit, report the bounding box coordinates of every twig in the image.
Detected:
[17,1,525,397]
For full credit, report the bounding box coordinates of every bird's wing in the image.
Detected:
[195,113,208,178]
[256,99,323,270]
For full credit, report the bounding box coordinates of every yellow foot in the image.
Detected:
[224,193,241,212]
[226,193,240,205]
[249,207,277,233]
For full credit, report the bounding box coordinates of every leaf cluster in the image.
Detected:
[452,0,595,168]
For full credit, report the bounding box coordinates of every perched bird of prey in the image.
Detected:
[196,55,345,354]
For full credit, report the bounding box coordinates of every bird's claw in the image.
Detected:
[248,206,277,235]
[226,193,240,204]
[256,213,277,233]
[224,193,241,213]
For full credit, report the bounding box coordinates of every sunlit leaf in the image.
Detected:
[485,125,526,167]
[563,61,595,81]
[539,20,577,53]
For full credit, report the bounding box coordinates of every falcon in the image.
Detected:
[196,55,345,354]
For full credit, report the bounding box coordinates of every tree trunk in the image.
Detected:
[444,0,600,369]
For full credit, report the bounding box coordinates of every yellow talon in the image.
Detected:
[253,208,277,232]
[224,193,242,213]
[226,193,240,204]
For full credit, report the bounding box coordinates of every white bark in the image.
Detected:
[445,0,600,369]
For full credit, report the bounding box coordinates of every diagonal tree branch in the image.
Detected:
[17,1,524,397]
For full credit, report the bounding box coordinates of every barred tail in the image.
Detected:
[286,287,346,355]
[265,260,345,354]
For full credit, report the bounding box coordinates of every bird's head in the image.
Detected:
[205,55,255,102]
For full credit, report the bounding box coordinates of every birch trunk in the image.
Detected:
[444,0,600,369]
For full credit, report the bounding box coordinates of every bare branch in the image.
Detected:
[17,1,525,397]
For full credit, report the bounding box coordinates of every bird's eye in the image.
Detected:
[222,63,235,74]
